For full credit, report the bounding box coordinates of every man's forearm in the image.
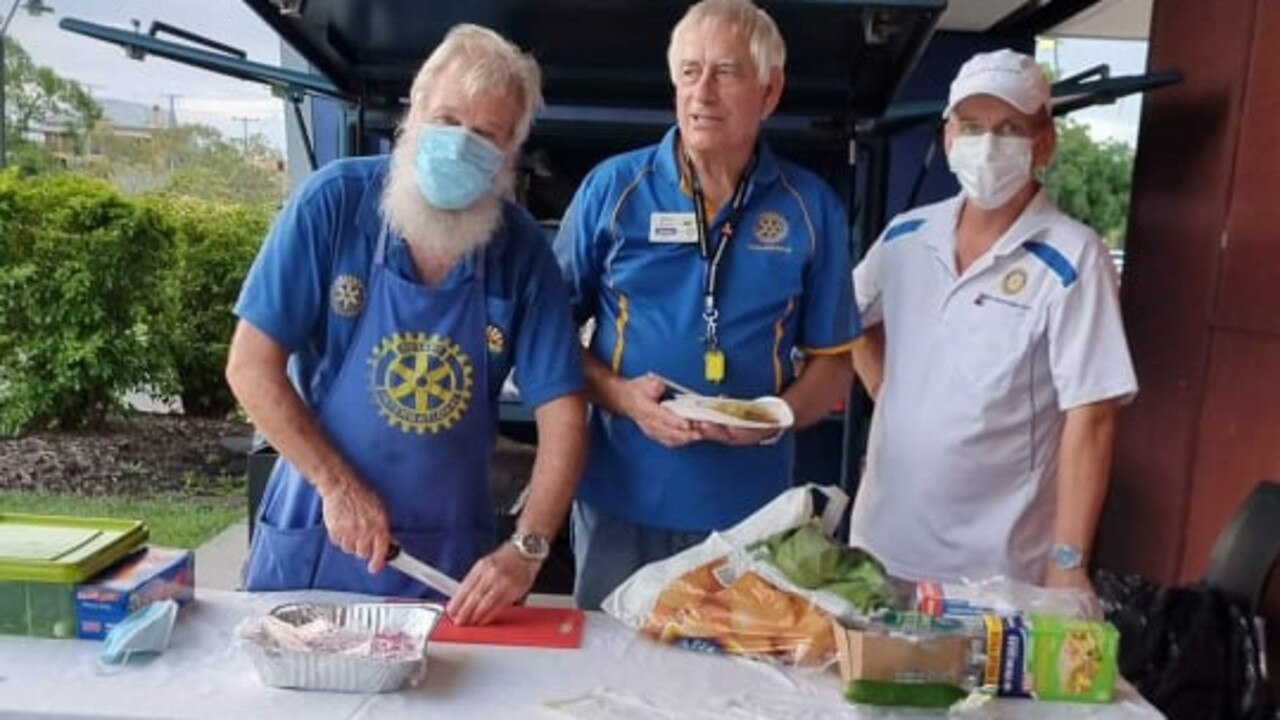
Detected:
[1052,401,1120,559]
[517,394,588,539]
[850,325,885,401]
[580,348,630,415]
[782,353,852,428]
[225,324,357,496]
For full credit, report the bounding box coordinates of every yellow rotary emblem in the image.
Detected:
[1001,267,1028,296]
[753,211,789,244]
[369,332,473,434]
[330,274,366,317]
[486,324,506,355]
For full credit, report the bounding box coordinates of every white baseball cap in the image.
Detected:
[943,49,1052,118]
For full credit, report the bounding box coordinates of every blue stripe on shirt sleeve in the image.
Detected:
[1023,240,1078,287]
[883,218,925,243]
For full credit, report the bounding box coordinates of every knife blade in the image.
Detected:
[387,546,461,598]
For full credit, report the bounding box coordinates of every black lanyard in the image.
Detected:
[684,150,755,351]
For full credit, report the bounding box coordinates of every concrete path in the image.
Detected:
[193,521,248,591]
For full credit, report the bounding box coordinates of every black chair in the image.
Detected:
[1204,480,1280,611]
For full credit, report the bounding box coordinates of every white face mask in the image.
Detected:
[946,133,1034,210]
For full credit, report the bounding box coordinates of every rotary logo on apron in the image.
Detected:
[368,331,474,434]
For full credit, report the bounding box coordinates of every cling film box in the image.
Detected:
[980,614,1119,703]
[74,547,195,640]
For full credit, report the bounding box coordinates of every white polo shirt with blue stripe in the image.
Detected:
[555,127,858,532]
[848,189,1137,583]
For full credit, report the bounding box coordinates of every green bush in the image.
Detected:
[146,196,268,417]
[0,171,178,435]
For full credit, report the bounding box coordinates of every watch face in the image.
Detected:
[1052,544,1083,570]
[514,532,548,559]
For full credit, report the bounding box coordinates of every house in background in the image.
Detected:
[35,97,172,159]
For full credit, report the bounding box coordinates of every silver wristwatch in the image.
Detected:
[1050,543,1084,571]
[510,530,551,561]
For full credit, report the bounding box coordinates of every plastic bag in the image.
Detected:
[915,575,1103,621]
[1094,569,1278,720]
[603,484,861,666]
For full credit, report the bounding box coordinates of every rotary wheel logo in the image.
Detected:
[330,274,366,317]
[753,211,789,244]
[1001,267,1028,296]
[369,332,473,434]
[486,324,506,355]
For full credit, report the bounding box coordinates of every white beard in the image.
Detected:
[379,131,509,259]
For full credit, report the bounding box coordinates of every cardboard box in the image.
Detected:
[74,547,195,640]
[976,614,1119,703]
[831,620,971,685]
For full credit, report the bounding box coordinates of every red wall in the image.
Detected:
[1098,0,1280,583]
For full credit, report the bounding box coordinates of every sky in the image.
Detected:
[8,0,288,150]
[9,1,1149,157]
[1037,36,1150,147]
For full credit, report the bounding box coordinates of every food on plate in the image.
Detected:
[701,398,777,425]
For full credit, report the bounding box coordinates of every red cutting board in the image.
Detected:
[433,606,585,649]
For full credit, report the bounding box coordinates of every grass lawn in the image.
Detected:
[0,491,244,549]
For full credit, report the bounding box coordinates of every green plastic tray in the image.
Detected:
[0,513,148,583]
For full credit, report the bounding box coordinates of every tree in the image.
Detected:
[88,123,285,207]
[3,36,100,167]
[1043,118,1135,248]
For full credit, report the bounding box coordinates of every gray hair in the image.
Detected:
[667,0,786,86]
[407,24,543,148]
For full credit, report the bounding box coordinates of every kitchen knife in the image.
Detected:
[386,545,461,598]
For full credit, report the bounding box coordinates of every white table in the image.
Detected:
[0,590,1164,719]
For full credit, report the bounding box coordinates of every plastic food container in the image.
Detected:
[0,513,148,638]
[237,602,443,693]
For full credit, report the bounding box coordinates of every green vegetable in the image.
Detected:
[758,523,894,612]
[844,679,968,708]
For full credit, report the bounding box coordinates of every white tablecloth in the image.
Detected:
[0,590,1164,719]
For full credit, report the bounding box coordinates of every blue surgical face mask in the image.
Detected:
[99,599,180,665]
[414,125,504,210]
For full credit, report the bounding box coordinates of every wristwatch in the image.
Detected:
[1050,543,1084,571]
[510,530,551,561]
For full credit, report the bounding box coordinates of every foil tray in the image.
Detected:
[237,601,443,693]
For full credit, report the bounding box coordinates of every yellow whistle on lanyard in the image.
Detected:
[704,349,726,383]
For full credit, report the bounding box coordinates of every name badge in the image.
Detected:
[648,212,698,244]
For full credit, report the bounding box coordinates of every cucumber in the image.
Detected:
[844,679,968,708]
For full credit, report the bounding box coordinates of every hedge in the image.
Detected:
[0,170,271,435]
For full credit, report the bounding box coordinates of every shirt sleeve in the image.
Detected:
[233,169,338,351]
[553,169,607,327]
[852,233,887,328]
[1047,242,1138,410]
[512,236,587,409]
[798,186,859,353]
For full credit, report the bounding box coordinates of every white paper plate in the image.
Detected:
[660,394,794,430]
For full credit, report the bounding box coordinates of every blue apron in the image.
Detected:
[243,225,495,598]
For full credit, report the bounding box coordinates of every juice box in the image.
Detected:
[978,614,1119,703]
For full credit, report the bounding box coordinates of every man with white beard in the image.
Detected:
[226,24,586,626]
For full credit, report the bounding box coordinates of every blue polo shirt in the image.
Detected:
[555,127,858,531]
[235,156,584,415]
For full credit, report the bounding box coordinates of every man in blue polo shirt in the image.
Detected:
[555,0,857,609]
[226,25,586,625]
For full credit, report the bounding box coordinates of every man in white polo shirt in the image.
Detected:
[848,49,1137,589]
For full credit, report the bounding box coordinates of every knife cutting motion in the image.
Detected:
[387,545,462,598]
